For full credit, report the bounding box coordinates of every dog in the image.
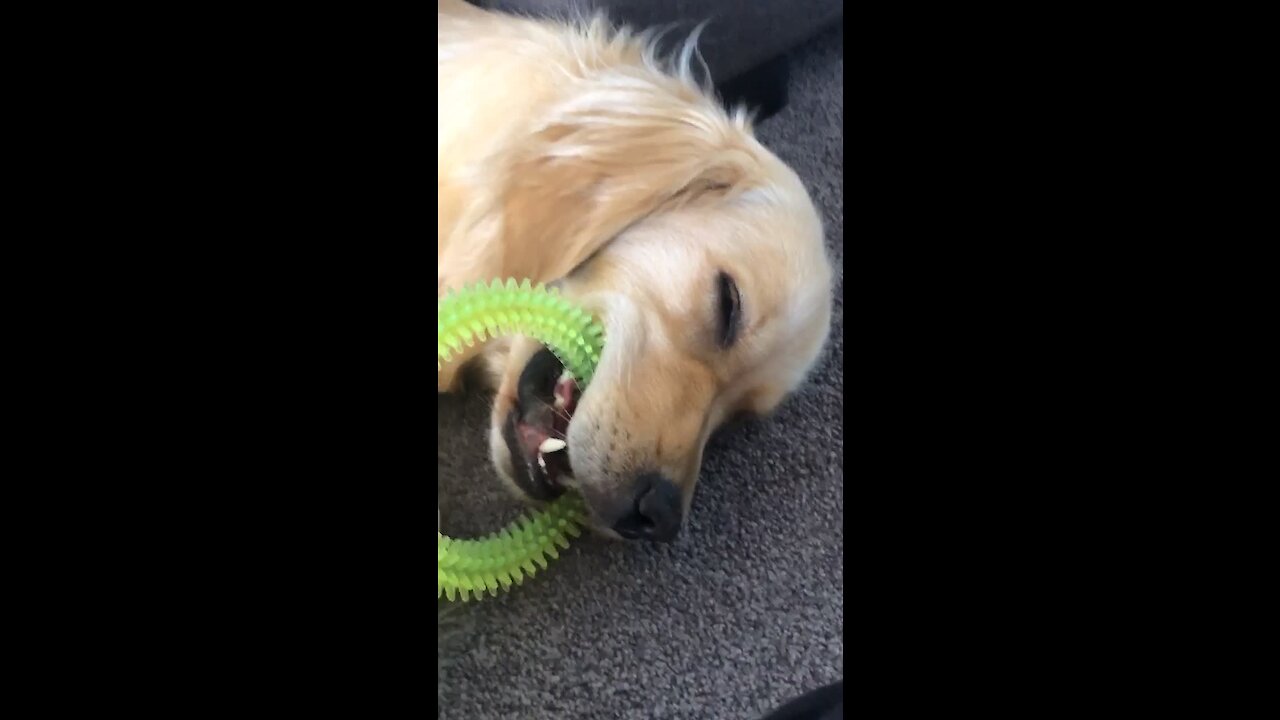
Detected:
[438,0,833,542]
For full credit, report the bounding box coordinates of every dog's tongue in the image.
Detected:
[515,422,553,456]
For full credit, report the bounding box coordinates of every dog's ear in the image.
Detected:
[494,91,763,282]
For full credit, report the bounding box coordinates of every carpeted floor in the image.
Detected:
[438,25,843,720]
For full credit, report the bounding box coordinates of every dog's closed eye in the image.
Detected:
[716,271,742,348]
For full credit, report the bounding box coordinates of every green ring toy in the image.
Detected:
[438,278,605,602]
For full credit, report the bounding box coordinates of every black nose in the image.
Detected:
[612,473,682,542]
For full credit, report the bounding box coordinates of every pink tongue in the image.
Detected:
[516,422,550,456]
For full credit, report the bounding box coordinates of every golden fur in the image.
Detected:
[438,0,833,537]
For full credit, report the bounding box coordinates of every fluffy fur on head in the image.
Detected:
[439,2,758,291]
[438,0,833,540]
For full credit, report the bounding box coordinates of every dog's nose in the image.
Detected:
[611,473,682,542]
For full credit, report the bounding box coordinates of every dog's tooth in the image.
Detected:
[554,395,566,409]
[537,453,547,471]
[539,438,567,454]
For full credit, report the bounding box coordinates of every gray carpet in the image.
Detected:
[438,25,843,720]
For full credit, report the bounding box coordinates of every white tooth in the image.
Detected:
[537,454,547,471]
[539,438,567,454]
[558,370,575,384]
[554,395,566,409]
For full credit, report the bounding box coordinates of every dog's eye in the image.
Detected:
[716,271,741,348]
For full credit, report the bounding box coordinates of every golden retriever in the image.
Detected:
[438,0,833,541]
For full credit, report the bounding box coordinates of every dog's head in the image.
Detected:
[484,48,832,541]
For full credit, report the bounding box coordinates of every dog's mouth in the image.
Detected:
[501,348,582,501]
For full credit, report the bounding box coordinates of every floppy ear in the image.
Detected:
[493,93,764,282]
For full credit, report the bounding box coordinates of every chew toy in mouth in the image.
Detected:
[437,278,604,602]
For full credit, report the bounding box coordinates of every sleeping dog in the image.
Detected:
[438,0,833,541]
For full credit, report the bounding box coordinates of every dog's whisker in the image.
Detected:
[531,396,573,426]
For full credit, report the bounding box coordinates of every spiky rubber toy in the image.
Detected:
[438,278,605,601]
